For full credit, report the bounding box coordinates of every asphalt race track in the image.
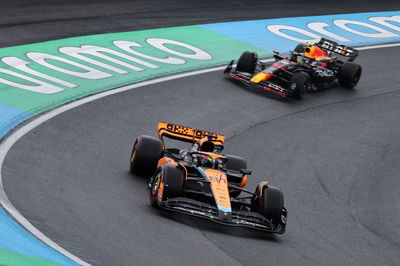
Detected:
[2,1,400,265]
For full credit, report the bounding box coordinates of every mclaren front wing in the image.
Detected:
[160,197,287,234]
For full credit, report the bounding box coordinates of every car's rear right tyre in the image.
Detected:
[225,155,247,179]
[236,51,258,74]
[338,62,362,88]
[129,135,163,177]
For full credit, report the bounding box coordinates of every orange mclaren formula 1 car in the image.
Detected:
[224,38,362,99]
[129,122,287,233]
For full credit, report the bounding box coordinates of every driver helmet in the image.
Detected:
[198,137,215,152]
[304,44,326,59]
[296,55,305,64]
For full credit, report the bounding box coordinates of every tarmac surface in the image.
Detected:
[2,1,400,265]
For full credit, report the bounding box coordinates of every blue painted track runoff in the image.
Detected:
[0,208,77,265]
[0,104,32,139]
[202,11,400,52]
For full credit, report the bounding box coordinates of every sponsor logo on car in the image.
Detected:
[314,69,334,77]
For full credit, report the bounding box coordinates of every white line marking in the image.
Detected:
[0,41,399,265]
[357,42,400,50]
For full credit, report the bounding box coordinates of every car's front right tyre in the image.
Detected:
[254,184,284,226]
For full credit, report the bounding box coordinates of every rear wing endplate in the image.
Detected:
[316,38,359,61]
[157,122,225,148]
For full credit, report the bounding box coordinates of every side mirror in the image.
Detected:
[241,169,252,175]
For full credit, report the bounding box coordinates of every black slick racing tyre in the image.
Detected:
[289,71,309,99]
[254,184,284,225]
[338,62,362,88]
[129,135,163,177]
[294,43,306,53]
[225,155,247,197]
[150,165,185,208]
[236,51,258,74]
[225,155,247,180]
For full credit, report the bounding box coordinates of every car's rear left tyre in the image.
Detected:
[129,135,163,177]
[338,62,362,88]
[289,71,309,99]
[150,165,185,208]
[254,184,284,225]
[224,155,247,198]
[236,51,258,74]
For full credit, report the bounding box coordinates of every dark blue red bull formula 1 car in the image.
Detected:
[224,38,362,99]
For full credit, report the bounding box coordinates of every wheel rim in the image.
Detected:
[129,139,138,170]
[150,172,162,204]
[293,83,306,98]
[130,149,136,163]
[300,81,308,96]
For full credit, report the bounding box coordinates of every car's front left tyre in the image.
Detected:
[236,51,258,74]
[150,165,185,208]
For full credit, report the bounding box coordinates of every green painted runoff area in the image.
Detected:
[0,25,270,115]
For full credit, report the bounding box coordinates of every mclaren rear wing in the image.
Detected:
[157,122,225,149]
[316,38,359,61]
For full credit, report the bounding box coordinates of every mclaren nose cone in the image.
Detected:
[218,210,232,222]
